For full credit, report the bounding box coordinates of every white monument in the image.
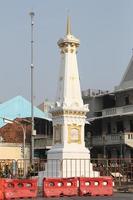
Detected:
[47,17,98,178]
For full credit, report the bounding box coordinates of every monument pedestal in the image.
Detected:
[47,144,99,177]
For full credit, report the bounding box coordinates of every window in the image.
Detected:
[125,96,129,105]
[107,122,111,134]
[116,121,124,133]
[130,120,133,132]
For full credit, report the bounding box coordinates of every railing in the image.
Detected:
[92,134,122,146]
[124,132,133,148]
[123,104,133,113]
[92,132,133,147]
[91,158,133,187]
[102,104,133,117]
[34,135,53,149]
[0,158,132,188]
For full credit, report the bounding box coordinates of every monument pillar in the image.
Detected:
[47,17,98,177]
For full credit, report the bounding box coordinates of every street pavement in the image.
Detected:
[36,193,133,199]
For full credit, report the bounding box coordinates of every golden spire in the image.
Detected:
[66,15,71,35]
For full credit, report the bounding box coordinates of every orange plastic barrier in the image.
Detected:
[3,178,38,199]
[79,176,113,196]
[43,177,78,197]
[0,191,4,200]
[0,179,5,200]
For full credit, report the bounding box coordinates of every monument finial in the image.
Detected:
[66,15,71,35]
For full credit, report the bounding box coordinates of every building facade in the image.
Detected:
[0,96,53,160]
[83,56,133,160]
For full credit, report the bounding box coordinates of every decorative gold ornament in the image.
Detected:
[68,124,81,144]
[52,110,86,117]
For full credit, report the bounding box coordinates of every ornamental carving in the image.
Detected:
[68,124,81,144]
[52,110,86,117]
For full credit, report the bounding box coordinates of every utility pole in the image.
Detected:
[29,11,35,161]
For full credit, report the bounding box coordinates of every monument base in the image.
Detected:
[46,144,99,178]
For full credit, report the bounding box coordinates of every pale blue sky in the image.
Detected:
[0,0,133,105]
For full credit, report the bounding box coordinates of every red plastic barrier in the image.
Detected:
[79,176,113,196]
[0,179,5,200]
[3,178,38,199]
[43,177,78,197]
[0,191,4,200]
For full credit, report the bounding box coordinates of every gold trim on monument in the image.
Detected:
[52,110,86,117]
[68,124,81,144]
[59,42,77,48]
[60,48,76,54]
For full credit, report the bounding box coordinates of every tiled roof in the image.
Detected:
[115,55,133,91]
[0,118,31,143]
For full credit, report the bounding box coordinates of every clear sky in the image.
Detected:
[0,0,133,105]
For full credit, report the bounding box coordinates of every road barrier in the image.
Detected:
[0,176,113,198]
[0,179,4,200]
[2,178,38,199]
[43,177,78,197]
[43,176,113,197]
[0,158,132,187]
[0,191,3,200]
[0,157,131,196]
[79,176,113,196]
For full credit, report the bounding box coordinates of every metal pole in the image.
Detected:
[120,134,123,159]
[103,135,106,159]
[103,144,106,159]
[21,125,26,160]
[29,11,35,161]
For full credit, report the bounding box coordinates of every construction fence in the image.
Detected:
[0,158,132,187]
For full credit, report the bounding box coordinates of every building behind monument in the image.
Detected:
[83,55,133,160]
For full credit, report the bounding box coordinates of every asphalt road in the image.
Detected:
[36,193,133,200]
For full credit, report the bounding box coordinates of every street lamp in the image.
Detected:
[0,117,26,159]
[29,11,35,161]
